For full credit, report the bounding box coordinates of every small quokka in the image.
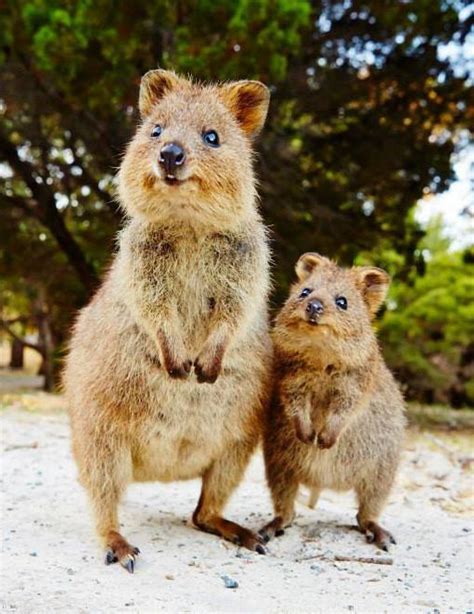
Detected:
[260,253,406,551]
[63,70,273,572]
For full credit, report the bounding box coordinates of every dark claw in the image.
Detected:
[365,531,375,543]
[105,550,118,565]
[390,535,397,545]
[258,530,270,544]
[132,546,141,555]
[122,557,135,574]
[275,529,285,537]
[255,543,266,555]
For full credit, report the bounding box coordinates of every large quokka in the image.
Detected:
[261,253,405,551]
[63,70,272,572]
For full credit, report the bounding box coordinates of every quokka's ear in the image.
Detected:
[219,80,270,137]
[354,267,390,317]
[295,252,332,281]
[139,69,186,117]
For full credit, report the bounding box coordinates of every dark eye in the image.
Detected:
[299,288,312,299]
[335,296,348,310]
[203,129,220,147]
[151,125,162,138]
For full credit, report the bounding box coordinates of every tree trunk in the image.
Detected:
[9,337,24,369]
[37,312,55,392]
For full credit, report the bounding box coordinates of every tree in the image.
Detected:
[378,219,474,406]
[0,0,472,388]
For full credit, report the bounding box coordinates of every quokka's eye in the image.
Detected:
[299,288,312,299]
[203,129,220,147]
[335,296,348,310]
[151,125,162,138]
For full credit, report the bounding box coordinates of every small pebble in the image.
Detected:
[29,552,37,557]
[221,574,239,589]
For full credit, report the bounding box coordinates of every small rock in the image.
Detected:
[29,552,37,557]
[221,574,239,589]
[165,574,175,580]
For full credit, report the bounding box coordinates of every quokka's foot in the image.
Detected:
[195,517,267,554]
[104,531,140,573]
[258,516,288,543]
[357,516,396,552]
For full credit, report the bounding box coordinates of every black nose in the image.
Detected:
[159,143,186,176]
[306,299,324,318]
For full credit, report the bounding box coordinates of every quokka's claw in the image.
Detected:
[121,554,135,574]
[105,549,118,565]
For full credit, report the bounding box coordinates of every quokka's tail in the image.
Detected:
[297,487,321,509]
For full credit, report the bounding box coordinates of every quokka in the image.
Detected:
[63,70,273,572]
[261,253,406,551]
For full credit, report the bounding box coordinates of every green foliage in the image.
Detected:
[379,220,474,407]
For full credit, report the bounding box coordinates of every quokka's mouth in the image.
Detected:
[164,175,183,186]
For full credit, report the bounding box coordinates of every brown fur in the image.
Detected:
[63,70,272,571]
[261,253,406,551]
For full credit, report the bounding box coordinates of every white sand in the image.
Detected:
[1,405,473,613]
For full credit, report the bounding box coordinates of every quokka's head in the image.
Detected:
[276,253,390,357]
[118,69,270,227]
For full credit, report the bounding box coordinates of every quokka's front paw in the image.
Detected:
[316,417,342,449]
[166,358,192,380]
[293,415,316,445]
[157,333,192,380]
[194,346,225,384]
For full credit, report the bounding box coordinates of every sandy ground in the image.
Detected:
[1,380,473,613]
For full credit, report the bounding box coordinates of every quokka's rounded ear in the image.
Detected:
[219,80,270,137]
[295,252,331,281]
[139,69,186,117]
[354,267,391,316]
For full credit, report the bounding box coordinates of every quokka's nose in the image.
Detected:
[159,143,186,176]
[306,299,324,318]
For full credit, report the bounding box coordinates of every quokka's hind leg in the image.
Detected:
[355,473,397,552]
[74,430,139,572]
[193,436,267,554]
[259,458,299,542]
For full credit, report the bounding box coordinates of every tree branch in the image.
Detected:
[0,320,42,353]
[0,129,99,294]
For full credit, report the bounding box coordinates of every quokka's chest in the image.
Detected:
[131,230,258,313]
[134,231,254,281]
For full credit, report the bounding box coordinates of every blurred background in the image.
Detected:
[0,0,473,409]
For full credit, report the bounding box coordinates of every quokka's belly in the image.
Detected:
[302,448,355,491]
[131,361,265,483]
[132,432,223,482]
